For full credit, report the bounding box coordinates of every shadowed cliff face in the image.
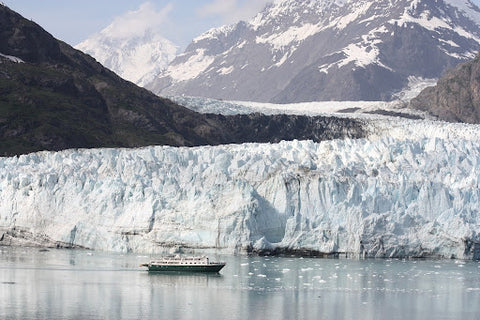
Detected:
[0,4,366,156]
[410,54,480,124]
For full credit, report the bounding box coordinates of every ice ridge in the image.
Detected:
[1,133,480,259]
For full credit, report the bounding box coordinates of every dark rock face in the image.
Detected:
[0,6,65,64]
[0,4,366,156]
[148,0,480,103]
[177,110,367,148]
[203,113,366,145]
[410,55,480,123]
[0,227,89,249]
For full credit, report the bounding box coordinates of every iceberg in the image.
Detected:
[1,117,480,258]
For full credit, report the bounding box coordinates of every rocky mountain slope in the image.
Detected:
[148,0,480,103]
[0,4,365,156]
[410,53,480,123]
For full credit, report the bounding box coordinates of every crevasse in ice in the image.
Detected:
[1,129,479,258]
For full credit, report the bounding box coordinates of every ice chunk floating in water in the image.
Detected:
[1,132,480,258]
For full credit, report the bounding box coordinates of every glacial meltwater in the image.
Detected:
[1,247,479,320]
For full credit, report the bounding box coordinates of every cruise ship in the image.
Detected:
[140,255,226,273]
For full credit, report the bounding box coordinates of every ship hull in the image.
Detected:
[146,263,226,273]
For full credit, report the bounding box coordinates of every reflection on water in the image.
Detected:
[1,247,480,319]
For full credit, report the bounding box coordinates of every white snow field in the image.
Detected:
[169,95,430,118]
[0,53,24,63]
[169,76,437,117]
[1,101,480,258]
[75,2,178,87]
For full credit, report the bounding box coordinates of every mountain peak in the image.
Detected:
[76,28,178,86]
[75,3,178,86]
[147,0,480,103]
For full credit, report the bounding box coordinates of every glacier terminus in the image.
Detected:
[1,104,480,260]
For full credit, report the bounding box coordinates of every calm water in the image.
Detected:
[1,247,480,320]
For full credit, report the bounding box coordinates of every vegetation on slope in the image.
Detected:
[0,5,366,156]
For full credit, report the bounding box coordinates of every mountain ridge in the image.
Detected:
[147,0,480,103]
[410,52,480,123]
[0,4,366,156]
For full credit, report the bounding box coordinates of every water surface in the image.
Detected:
[1,247,479,319]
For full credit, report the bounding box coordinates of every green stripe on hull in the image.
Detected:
[148,264,225,273]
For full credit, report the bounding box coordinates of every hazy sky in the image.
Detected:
[3,0,480,50]
[2,0,272,49]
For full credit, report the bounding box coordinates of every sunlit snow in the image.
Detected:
[0,53,24,63]
[166,49,215,82]
[76,32,178,86]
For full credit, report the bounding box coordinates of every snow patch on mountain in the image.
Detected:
[255,23,323,50]
[391,0,480,58]
[218,66,235,75]
[193,25,237,43]
[445,0,480,23]
[165,49,215,82]
[319,24,391,73]
[0,53,24,63]
[333,1,374,30]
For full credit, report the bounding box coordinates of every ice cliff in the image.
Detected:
[1,118,480,259]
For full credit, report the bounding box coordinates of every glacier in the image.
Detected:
[1,112,480,259]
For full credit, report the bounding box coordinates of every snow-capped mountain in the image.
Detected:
[76,28,178,87]
[1,112,480,259]
[148,0,480,103]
